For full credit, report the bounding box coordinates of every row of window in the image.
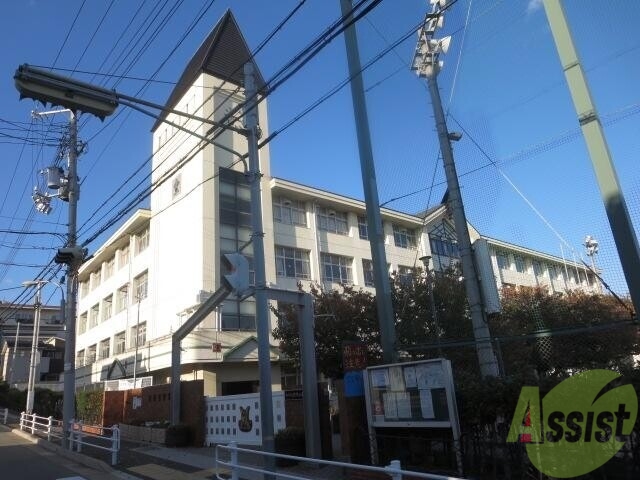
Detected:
[76,322,146,367]
[78,271,148,335]
[275,245,413,286]
[495,250,595,285]
[273,197,418,249]
[79,228,149,298]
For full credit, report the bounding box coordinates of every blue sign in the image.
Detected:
[344,370,364,397]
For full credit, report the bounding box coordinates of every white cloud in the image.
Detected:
[527,0,543,14]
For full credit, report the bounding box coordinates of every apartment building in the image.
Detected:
[74,10,598,394]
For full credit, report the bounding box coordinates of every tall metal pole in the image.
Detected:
[25,283,42,413]
[543,0,640,316]
[426,76,499,377]
[62,110,79,448]
[340,0,397,363]
[244,62,275,477]
[8,320,20,385]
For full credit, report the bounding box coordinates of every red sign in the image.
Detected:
[342,342,367,372]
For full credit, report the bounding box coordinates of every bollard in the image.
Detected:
[385,460,402,480]
[230,441,239,480]
[2,408,7,425]
[30,413,35,435]
[111,425,120,466]
[76,420,83,453]
[20,412,25,431]
[47,416,53,442]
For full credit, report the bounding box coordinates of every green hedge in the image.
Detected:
[76,389,104,424]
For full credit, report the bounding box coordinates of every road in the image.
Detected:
[0,428,119,480]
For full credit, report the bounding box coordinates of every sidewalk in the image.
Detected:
[2,414,348,480]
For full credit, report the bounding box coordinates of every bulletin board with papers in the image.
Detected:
[363,358,460,430]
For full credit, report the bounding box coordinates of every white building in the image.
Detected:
[74,11,599,394]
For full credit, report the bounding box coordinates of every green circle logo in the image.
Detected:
[507,370,638,478]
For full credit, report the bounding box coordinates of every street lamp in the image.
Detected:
[412,1,499,376]
[584,235,600,291]
[22,279,65,414]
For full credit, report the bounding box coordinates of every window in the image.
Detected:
[134,271,148,301]
[275,246,311,279]
[76,349,85,367]
[102,295,113,321]
[115,331,126,354]
[514,255,527,273]
[321,253,353,284]
[362,259,375,287]
[89,304,99,329]
[79,281,88,299]
[273,197,307,226]
[131,322,146,348]
[316,207,348,235]
[86,344,97,364]
[532,261,543,277]
[99,338,110,360]
[397,265,414,285]
[135,228,150,255]
[104,257,115,280]
[78,313,87,335]
[119,245,129,268]
[357,216,368,240]
[90,271,101,290]
[430,238,459,258]
[116,284,129,312]
[393,225,417,249]
[496,251,510,270]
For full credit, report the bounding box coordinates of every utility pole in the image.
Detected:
[244,62,276,478]
[61,110,80,449]
[25,282,43,413]
[543,0,640,317]
[8,320,20,385]
[412,1,499,377]
[340,0,397,363]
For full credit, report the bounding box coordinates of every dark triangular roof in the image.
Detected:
[151,9,266,132]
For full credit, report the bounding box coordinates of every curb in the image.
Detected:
[1,423,140,480]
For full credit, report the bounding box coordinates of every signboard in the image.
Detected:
[342,342,368,372]
[363,358,460,429]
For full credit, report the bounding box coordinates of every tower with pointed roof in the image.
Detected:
[148,10,276,372]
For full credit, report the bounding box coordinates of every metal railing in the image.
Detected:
[1,407,7,424]
[19,412,63,441]
[215,442,466,480]
[69,420,120,466]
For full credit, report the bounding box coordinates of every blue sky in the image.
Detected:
[0,0,638,306]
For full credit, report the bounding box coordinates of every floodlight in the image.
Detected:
[14,64,119,120]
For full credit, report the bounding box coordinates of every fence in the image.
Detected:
[69,420,120,466]
[215,442,466,480]
[205,391,286,446]
[19,412,63,442]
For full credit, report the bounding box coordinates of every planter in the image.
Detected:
[275,427,306,466]
[165,424,191,447]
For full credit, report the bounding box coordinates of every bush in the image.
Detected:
[275,426,306,466]
[165,423,191,447]
[76,390,104,424]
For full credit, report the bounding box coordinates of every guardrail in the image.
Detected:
[19,412,63,441]
[69,420,120,466]
[215,442,466,480]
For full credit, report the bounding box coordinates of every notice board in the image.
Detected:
[363,358,460,430]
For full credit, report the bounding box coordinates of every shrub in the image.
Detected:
[275,426,306,466]
[165,423,191,447]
